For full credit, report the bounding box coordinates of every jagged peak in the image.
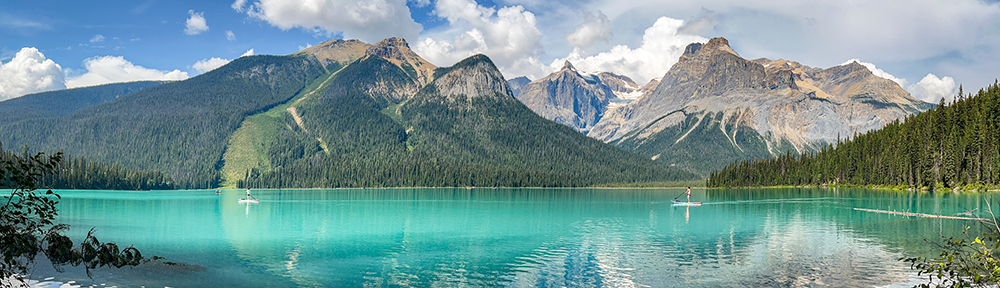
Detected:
[425,54,512,102]
[679,37,739,62]
[702,37,740,57]
[561,60,577,71]
[364,37,437,85]
[682,43,703,58]
[366,37,411,57]
[510,75,531,82]
[376,37,409,48]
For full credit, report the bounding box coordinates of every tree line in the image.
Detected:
[1,143,174,190]
[708,81,1000,190]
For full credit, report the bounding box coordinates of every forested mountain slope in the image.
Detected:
[0,55,329,188]
[0,81,167,124]
[709,83,1000,189]
[239,54,697,188]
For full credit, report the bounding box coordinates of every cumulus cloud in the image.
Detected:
[565,11,613,50]
[414,0,543,75]
[226,30,236,41]
[192,57,230,73]
[547,17,707,83]
[909,74,957,103]
[0,47,66,100]
[840,59,908,88]
[233,0,421,43]
[231,0,247,12]
[185,10,209,35]
[67,56,189,88]
[90,34,105,43]
[191,49,256,74]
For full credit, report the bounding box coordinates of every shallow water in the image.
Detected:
[25,187,993,287]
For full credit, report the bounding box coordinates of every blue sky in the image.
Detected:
[3,0,999,103]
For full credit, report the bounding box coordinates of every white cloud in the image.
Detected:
[565,11,613,50]
[185,10,209,35]
[231,0,248,12]
[191,49,255,74]
[67,56,188,88]
[547,17,707,83]
[909,73,957,103]
[840,59,908,88]
[0,47,66,100]
[90,34,105,43]
[414,0,542,75]
[226,30,236,41]
[192,57,231,73]
[233,0,421,43]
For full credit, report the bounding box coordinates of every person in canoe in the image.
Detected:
[686,187,691,203]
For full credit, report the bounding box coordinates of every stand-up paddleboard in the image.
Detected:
[238,198,259,204]
[672,201,701,206]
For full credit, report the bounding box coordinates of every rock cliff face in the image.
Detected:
[420,54,513,104]
[584,37,933,175]
[514,61,638,134]
[365,37,437,86]
[507,76,531,97]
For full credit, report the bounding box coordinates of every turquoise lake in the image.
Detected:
[27,188,994,287]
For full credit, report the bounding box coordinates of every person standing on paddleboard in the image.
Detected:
[686,187,691,203]
[246,188,251,200]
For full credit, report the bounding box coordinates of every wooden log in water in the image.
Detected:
[853,208,989,221]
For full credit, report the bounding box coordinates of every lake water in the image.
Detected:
[25,188,994,287]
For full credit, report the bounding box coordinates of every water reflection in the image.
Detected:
[38,188,996,287]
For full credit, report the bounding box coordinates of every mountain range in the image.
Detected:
[0,37,695,188]
[0,36,936,187]
[514,37,934,176]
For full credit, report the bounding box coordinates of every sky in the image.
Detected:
[2,0,999,103]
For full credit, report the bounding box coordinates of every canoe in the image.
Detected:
[238,199,259,204]
[672,201,701,206]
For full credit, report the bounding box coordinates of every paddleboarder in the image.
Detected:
[686,187,691,203]
[246,188,252,200]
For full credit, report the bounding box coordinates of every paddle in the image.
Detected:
[673,191,687,200]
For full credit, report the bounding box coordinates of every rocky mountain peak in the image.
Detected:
[294,39,371,65]
[426,54,512,102]
[702,37,739,56]
[364,37,437,85]
[365,37,411,58]
[561,60,577,72]
[679,37,739,63]
[507,76,531,97]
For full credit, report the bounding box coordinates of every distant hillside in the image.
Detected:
[0,81,167,123]
[709,82,1000,189]
[0,55,328,188]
